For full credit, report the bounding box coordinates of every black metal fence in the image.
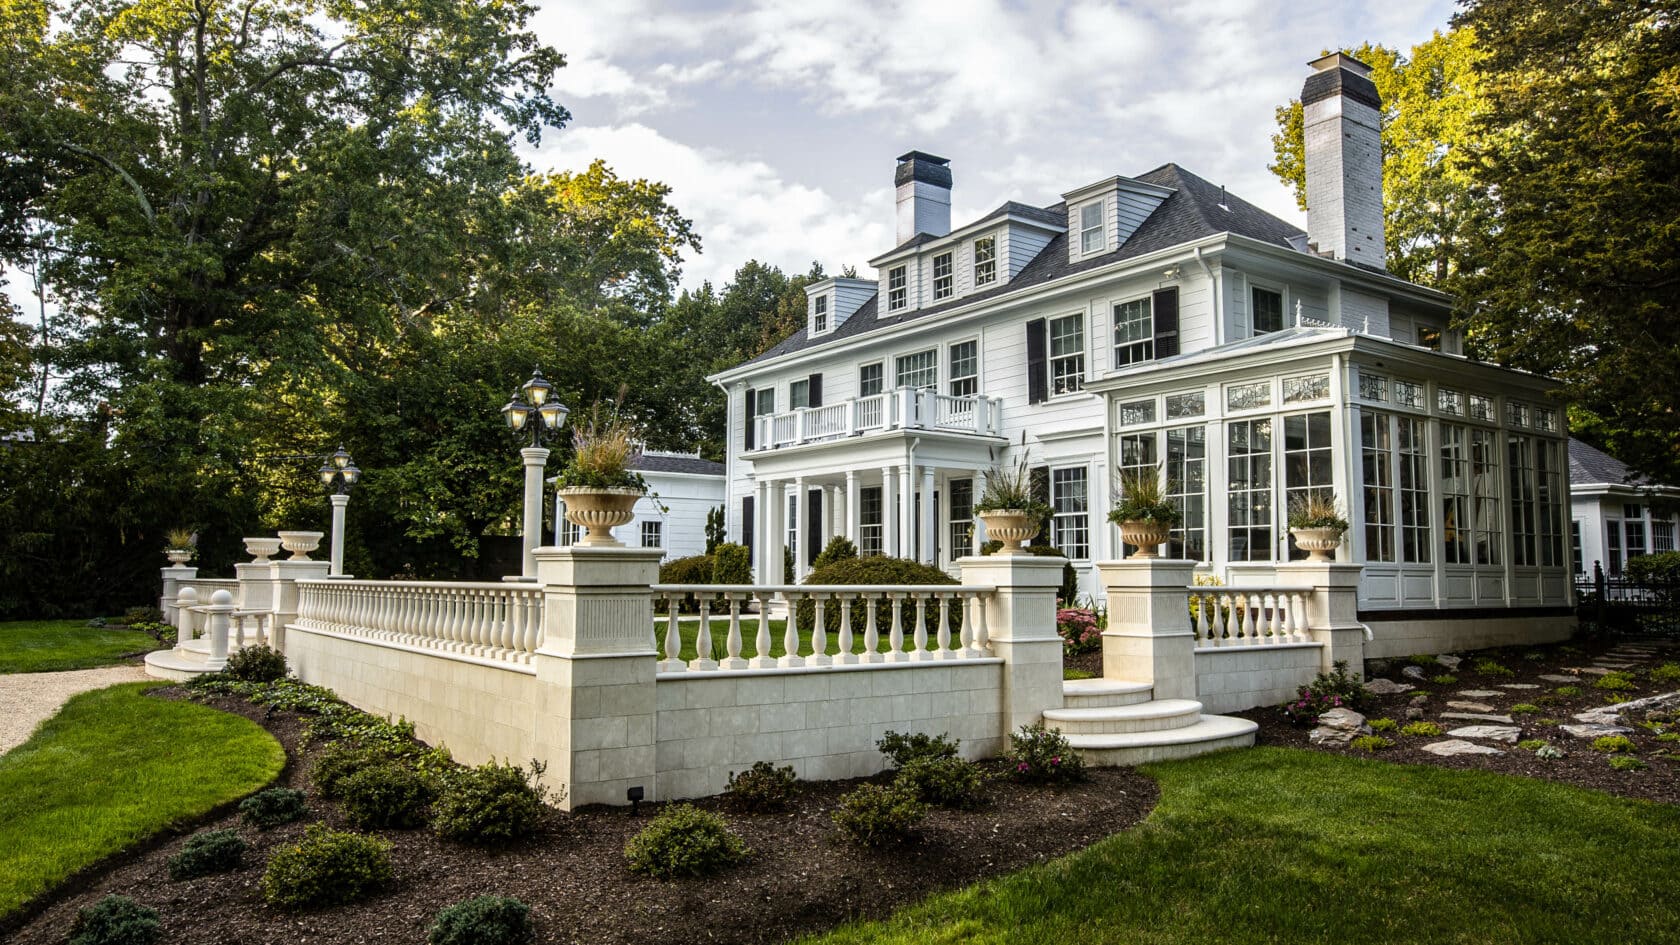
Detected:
[1575,563,1680,631]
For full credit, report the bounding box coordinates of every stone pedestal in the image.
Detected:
[235,562,273,613]
[1274,562,1366,674]
[267,559,331,652]
[533,546,661,810]
[958,553,1067,733]
[1097,559,1198,700]
[161,565,197,618]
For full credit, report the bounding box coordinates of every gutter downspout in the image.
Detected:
[1194,246,1222,346]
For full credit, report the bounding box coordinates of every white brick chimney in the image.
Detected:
[894,151,952,244]
[1302,53,1385,269]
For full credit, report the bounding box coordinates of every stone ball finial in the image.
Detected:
[211,589,235,606]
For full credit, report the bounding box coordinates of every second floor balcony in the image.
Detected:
[750,388,1003,452]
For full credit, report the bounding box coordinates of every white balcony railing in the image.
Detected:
[752,387,1001,451]
[1186,585,1313,647]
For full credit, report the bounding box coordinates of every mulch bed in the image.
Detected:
[6,690,1158,945]
[1235,635,1680,805]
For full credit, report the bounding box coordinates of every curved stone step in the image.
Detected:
[143,647,219,682]
[1061,678,1154,708]
[1042,699,1204,734]
[1062,715,1259,766]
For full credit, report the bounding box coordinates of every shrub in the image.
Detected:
[167,828,247,880]
[1401,721,1444,737]
[794,556,959,637]
[240,787,308,829]
[1407,654,1440,667]
[1555,685,1583,697]
[1522,650,1547,661]
[812,536,859,571]
[124,606,163,625]
[624,804,750,878]
[1535,744,1567,760]
[1651,662,1680,684]
[85,616,107,628]
[1625,550,1680,602]
[1510,703,1541,715]
[1350,735,1394,752]
[1007,723,1085,783]
[658,555,716,612]
[68,895,160,945]
[1595,672,1636,692]
[1518,739,1548,751]
[311,742,402,798]
[1592,735,1636,754]
[223,644,288,682]
[340,763,433,829]
[724,761,799,812]
[1659,732,1680,743]
[1609,755,1648,771]
[261,825,393,908]
[1431,674,1459,686]
[896,756,985,808]
[433,760,550,843]
[831,783,926,846]
[1281,661,1370,724]
[711,543,751,585]
[1368,718,1398,732]
[1056,607,1101,655]
[1472,658,1514,677]
[428,895,536,945]
[130,620,177,645]
[877,730,960,768]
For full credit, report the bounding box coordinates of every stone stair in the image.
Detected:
[1045,678,1258,765]
[144,634,270,682]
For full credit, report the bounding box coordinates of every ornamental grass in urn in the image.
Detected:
[164,528,197,565]
[1107,467,1182,559]
[1287,490,1349,562]
[973,455,1051,554]
[557,404,648,547]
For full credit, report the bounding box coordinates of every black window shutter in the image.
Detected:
[1030,466,1051,543]
[1152,287,1180,358]
[808,373,823,408]
[807,488,823,563]
[1026,318,1047,404]
[742,496,755,557]
[743,388,756,450]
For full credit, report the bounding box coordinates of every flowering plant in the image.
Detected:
[1280,690,1347,726]
[1005,723,1085,784]
[1056,608,1101,655]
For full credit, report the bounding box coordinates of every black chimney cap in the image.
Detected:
[895,151,953,188]
[1301,53,1381,110]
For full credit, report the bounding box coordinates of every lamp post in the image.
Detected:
[317,446,361,578]
[503,368,570,580]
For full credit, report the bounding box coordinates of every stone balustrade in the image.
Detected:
[649,584,993,673]
[1186,585,1313,647]
[294,579,546,664]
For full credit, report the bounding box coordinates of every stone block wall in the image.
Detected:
[1194,643,1324,714]
[1362,614,1575,661]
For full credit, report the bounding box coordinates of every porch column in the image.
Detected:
[921,465,937,565]
[794,475,809,580]
[753,479,769,584]
[769,480,787,583]
[827,485,841,550]
[845,470,860,544]
[882,465,899,557]
[899,465,915,561]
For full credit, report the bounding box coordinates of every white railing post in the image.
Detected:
[959,553,1064,733]
[1096,558,1199,700]
[204,589,236,670]
[174,586,199,643]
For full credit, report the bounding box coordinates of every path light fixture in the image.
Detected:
[318,446,361,577]
[504,368,570,579]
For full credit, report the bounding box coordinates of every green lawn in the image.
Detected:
[0,619,164,674]
[803,747,1680,944]
[0,683,284,917]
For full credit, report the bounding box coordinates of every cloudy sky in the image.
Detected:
[524,0,1458,290]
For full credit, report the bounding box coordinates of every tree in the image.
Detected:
[1269,31,1492,285]
[1454,0,1680,482]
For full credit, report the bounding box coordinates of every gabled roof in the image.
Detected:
[739,163,1306,369]
[1569,438,1649,489]
[633,453,725,477]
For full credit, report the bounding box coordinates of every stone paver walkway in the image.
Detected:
[0,665,150,753]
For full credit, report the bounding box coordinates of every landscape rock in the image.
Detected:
[1572,691,1680,725]
[1447,701,1496,713]
[1366,678,1415,695]
[1440,712,1515,724]
[1560,723,1634,739]
[1409,694,1430,706]
[1498,683,1541,690]
[1405,707,1425,720]
[1446,725,1522,743]
[1402,665,1427,681]
[1570,667,1613,676]
[1308,708,1370,747]
[1436,655,1462,671]
[1458,690,1504,698]
[1420,739,1502,756]
[1539,674,1580,684]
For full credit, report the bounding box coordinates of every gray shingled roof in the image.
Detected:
[1568,438,1646,488]
[633,453,725,477]
[744,163,1307,367]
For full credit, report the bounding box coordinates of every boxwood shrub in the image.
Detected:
[428,895,536,945]
[167,828,248,880]
[340,762,434,829]
[831,783,926,846]
[724,761,799,812]
[239,786,308,829]
[68,895,160,945]
[795,556,957,638]
[433,760,550,843]
[223,644,288,682]
[261,825,393,909]
[624,804,750,878]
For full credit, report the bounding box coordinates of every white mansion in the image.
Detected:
[709,54,1573,645]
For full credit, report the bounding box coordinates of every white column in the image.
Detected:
[882,465,899,557]
[754,479,771,584]
[328,493,350,577]
[519,446,550,580]
[900,465,915,561]
[845,470,860,545]
[794,476,809,580]
[770,480,787,583]
[921,465,936,565]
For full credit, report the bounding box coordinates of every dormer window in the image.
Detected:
[812,294,829,334]
[973,236,996,286]
[1079,201,1105,254]
[932,252,953,301]
[887,265,908,311]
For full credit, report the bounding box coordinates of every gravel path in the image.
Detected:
[0,665,151,754]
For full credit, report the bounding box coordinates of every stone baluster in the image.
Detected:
[809,594,831,667]
[862,594,882,664]
[719,594,746,670]
[836,595,856,665]
[779,590,803,668]
[886,592,907,662]
[936,594,953,659]
[911,595,931,661]
[659,594,685,673]
[750,592,775,669]
[691,597,717,671]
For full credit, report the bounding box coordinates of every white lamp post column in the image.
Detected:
[501,367,570,582]
[317,445,361,579]
[520,446,551,580]
[328,494,350,577]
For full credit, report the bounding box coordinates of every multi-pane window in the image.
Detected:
[1656,520,1676,554]
[932,252,954,301]
[640,520,663,549]
[1117,433,1157,557]
[1049,314,1084,395]
[1253,287,1284,334]
[895,350,937,390]
[948,478,974,559]
[887,265,907,311]
[1508,434,1538,566]
[948,341,978,398]
[1470,428,1501,565]
[786,493,798,561]
[789,379,810,410]
[1079,201,1104,254]
[1165,426,1207,561]
[1362,413,1396,562]
[1571,520,1584,574]
[1538,439,1565,567]
[859,487,883,557]
[1051,467,1090,559]
[973,237,997,286]
[812,295,829,333]
[1626,515,1648,562]
[1228,419,1274,561]
[1113,297,1154,366]
[1397,417,1430,563]
[1607,521,1623,575]
[858,363,883,398]
[1442,423,1471,563]
[1285,412,1334,560]
[561,520,581,546]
